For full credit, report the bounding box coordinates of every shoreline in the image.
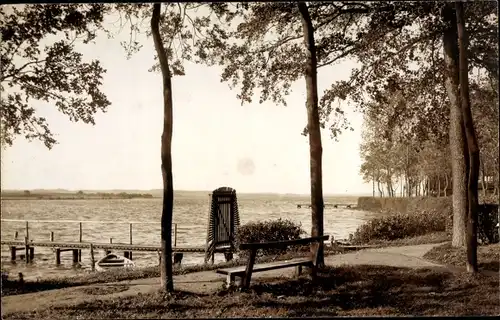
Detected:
[3,241,498,318]
[0,232,451,296]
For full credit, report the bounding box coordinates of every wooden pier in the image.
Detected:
[296,203,356,209]
[1,219,233,267]
[2,239,230,263]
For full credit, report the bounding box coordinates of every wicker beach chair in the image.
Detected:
[204,187,240,264]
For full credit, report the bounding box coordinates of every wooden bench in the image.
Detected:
[216,235,329,289]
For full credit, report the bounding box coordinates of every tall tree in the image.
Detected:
[317,1,496,249]
[297,2,324,266]
[151,3,175,292]
[195,2,381,264]
[456,1,480,272]
[442,3,469,248]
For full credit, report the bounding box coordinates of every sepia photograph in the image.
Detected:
[0,1,498,318]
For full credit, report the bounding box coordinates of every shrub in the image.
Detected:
[235,219,306,258]
[478,204,499,244]
[357,197,410,212]
[352,210,447,244]
[444,203,499,245]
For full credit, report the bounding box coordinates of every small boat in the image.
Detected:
[96,253,135,272]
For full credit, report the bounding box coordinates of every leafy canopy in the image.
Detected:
[0,4,114,149]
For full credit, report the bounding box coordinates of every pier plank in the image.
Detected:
[1,240,229,253]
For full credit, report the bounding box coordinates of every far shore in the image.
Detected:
[1,192,155,201]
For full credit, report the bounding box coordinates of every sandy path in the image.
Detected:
[1,242,449,316]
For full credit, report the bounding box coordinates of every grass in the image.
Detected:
[424,242,500,272]
[0,249,321,297]
[0,232,453,297]
[4,265,499,318]
[357,231,450,247]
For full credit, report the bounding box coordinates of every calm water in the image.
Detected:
[1,194,380,280]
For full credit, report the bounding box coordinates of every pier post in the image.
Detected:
[29,247,34,261]
[78,222,83,262]
[50,232,54,242]
[10,246,16,261]
[14,231,18,240]
[128,223,133,260]
[55,248,61,265]
[129,223,133,244]
[90,243,95,271]
[25,221,29,240]
[24,237,30,263]
[174,223,178,247]
[105,238,112,255]
[72,249,79,264]
[173,252,183,266]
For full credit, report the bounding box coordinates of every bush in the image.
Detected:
[478,204,499,244]
[352,210,447,244]
[357,197,410,212]
[236,219,306,258]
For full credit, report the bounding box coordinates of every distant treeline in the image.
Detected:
[1,190,154,200]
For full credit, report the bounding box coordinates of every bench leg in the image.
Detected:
[242,249,257,289]
[310,265,318,282]
[295,265,303,277]
[226,274,236,288]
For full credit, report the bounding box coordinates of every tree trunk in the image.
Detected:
[298,2,324,267]
[442,3,468,248]
[372,176,375,197]
[456,2,479,273]
[399,175,405,198]
[386,179,392,197]
[377,179,383,197]
[480,154,487,199]
[151,3,174,292]
[444,173,449,197]
[438,176,441,197]
[425,177,429,197]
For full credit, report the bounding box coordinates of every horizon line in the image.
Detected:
[1,188,371,196]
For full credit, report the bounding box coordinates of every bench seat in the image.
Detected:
[216,258,312,286]
[215,235,329,288]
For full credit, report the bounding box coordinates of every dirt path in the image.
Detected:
[1,242,449,316]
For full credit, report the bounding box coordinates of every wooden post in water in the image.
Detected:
[126,223,133,260]
[79,222,83,242]
[105,238,112,255]
[90,243,95,271]
[10,246,16,261]
[72,249,79,264]
[50,232,54,242]
[24,237,30,263]
[129,223,133,244]
[55,248,61,265]
[25,221,29,240]
[29,247,34,261]
[78,222,83,262]
[174,223,178,247]
[14,231,18,240]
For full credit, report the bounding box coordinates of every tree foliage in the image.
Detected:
[0,4,112,148]
[352,1,497,200]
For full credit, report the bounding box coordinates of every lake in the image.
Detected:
[0,194,380,280]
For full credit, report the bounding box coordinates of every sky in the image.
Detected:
[1,7,372,195]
